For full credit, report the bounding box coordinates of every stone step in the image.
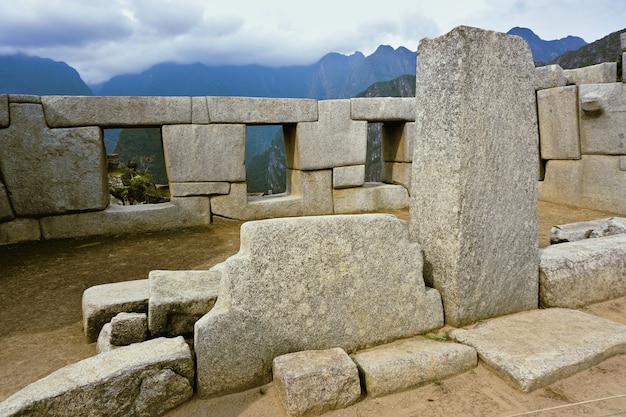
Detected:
[351,338,477,398]
[450,308,626,392]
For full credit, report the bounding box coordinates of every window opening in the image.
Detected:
[365,122,383,183]
[246,125,288,196]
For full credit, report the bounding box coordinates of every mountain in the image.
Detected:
[0,54,93,95]
[550,28,626,69]
[507,27,587,64]
[98,46,416,100]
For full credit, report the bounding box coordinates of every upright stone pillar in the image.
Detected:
[409,26,539,326]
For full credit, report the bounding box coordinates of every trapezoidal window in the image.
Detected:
[365,122,383,183]
[103,127,170,205]
[245,125,289,197]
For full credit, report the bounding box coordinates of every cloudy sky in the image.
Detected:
[0,0,623,84]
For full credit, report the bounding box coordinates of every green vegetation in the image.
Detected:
[114,128,168,184]
[109,160,170,205]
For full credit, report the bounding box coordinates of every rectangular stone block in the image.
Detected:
[289,100,367,170]
[41,96,192,127]
[534,64,567,90]
[191,96,209,124]
[0,218,41,246]
[162,124,246,182]
[350,97,416,121]
[409,26,539,326]
[564,62,617,85]
[41,197,211,240]
[333,165,364,189]
[537,86,580,160]
[169,182,230,197]
[579,83,626,154]
[382,122,414,163]
[195,214,443,397]
[8,95,41,103]
[273,348,361,417]
[0,94,8,127]
[539,156,626,214]
[351,339,477,398]
[382,162,411,189]
[621,155,626,171]
[110,312,148,346]
[622,32,626,51]
[207,97,318,123]
[0,103,108,217]
[82,279,149,343]
[539,235,626,308]
[148,270,221,337]
[333,184,409,214]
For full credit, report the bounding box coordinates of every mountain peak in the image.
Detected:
[507,27,587,64]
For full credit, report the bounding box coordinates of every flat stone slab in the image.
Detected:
[82,279,149,343]
[450,308,626,392]
[148,270,221,337]
[539,234,626,308]
[0,337,194,417]
[273,348,361,417]
[351,338,477,398]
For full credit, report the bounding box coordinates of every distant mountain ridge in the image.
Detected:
[97,45,416,100]
[550,28,626,69]
[507,27,587,64]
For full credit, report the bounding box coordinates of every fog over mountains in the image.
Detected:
[5,27,622,99]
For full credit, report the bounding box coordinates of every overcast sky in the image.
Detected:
[0,0,623,84]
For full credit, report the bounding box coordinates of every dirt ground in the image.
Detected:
[0,200,624,416]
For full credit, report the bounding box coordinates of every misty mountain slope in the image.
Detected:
[0,54,92,95]
[550,28,626,69]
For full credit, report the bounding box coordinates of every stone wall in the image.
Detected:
[536,51,626,214]
[0,95,413,245]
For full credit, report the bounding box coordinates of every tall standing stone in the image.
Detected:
[409,26,539,326]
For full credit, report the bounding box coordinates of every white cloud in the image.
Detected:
[0,0,622,84]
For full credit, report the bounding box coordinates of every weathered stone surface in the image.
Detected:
[534,64,567,90]
[539,235,626,308]
[564,62,617,85]
[0,103,108,217]
[382,162,411,189]
[0,218,40,246]
[41,197,211,240]
[162,124,246,183]
[0,94,8,127]
[622,33,626,51]
[350,97,416,121]
[333,184,409,214]
[7,95,41,104]
[579,83,626,154]
[111,312,148,346]
[169,181,230,197]
[82,279,149,343]
[589,217,626,238]
[96,323,116,354]
[539,156,626,215]
[0,337,194,417]
[273,348,361,417]
[149,270,221,337]
[333,165,364,189]
[207,97,318,123]
[621,155,626,171]
[211,170,333,220]
[41,96,192,127]
[537,86,580,160]
[549,218,608,244]
[191,96,209,124]
[195,214,443,398]
[382,122,414,163]
[290,100,367,170]
[450,308,626,392]
[409,26,539,326]
[0,183,14,222]
[351,339,477,398]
